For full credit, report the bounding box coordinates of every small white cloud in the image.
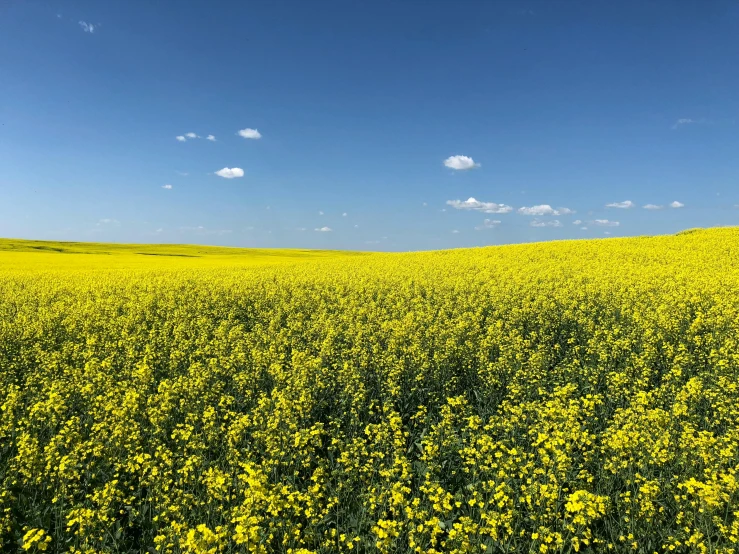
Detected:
[176,136,186,142]
[162,184,173,190]
[238,128,262,139]
[315,226,332,232]
[354,224,359,228]
[78,21,95,33]
[671,118,709,130]
[530,219,562,227]
[580,227,588,230]
[672,118,694,129]
[97,218,120,226]
[669,201,685,208]
[296,227,307,232]
[155,228,163,233]
[573,220,582,225]
[206,135,216,141]
[422,202,428,207]
[446,198,513,214]
[451,229,460,234]
[178,225,232,235]
[318,211,324,215]
[342,212,348,217]
[185,132,199,139]
[591,219,620,227]
[643,204,663,210]
[475,219,501,230]
[443,155,479,170]
[518,205,574,216]
[176,171,189,176]
[215,167,244,179]
[606,200,635,209]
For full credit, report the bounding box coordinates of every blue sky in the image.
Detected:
[2,0,739,251]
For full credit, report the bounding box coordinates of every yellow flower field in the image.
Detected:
[1,229,739,553]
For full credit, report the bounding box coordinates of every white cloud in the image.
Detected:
[530,219,562,227]
[214,167,244,179]
[296,227,307,232]
[342,212,348,217]
[475,219,501,230]
[591,219,620,227]
[315,226,332,232]
[518,204,574,216]
[176,171,189,176]
[446,197,513,214]
[443,155,479,170]
[162,184,173,190]
[176,136,186,142]
[643,204,663,210]
[185,132,199,139]
[669,201,685,208]
[451,229,460,234]
[155,228,163,233]
[318,211,324,215]
[178,225,232,235]
[606,200,635,209]
[206,135,216,141]
[672,118,694,129]
[671,118,709,130]
[580,227,588,230]
[422,202,428,207]
[238,128,262,139]
[573,219,582,225]
[97,218,120,226]
[354,224,359,228]
[79,21,95,33]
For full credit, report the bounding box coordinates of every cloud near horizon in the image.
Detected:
[475,219,501,230]
[606,200,635,209]
[518,205,574,216]
[530,219,562,228]
[446,198,513,214]
[591,219,620,227]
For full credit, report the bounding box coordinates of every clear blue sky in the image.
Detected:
[2,0,739,251]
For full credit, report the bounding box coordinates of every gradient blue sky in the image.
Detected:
[2,0,739,251]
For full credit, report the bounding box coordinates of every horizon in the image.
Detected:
[2,0,739,251]
[0,224,730,255]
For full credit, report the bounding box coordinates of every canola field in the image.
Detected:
[1,229,739,554]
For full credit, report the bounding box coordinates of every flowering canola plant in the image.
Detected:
[1,229,739,553]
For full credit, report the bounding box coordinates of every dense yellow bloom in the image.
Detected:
[1,229,739,552]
